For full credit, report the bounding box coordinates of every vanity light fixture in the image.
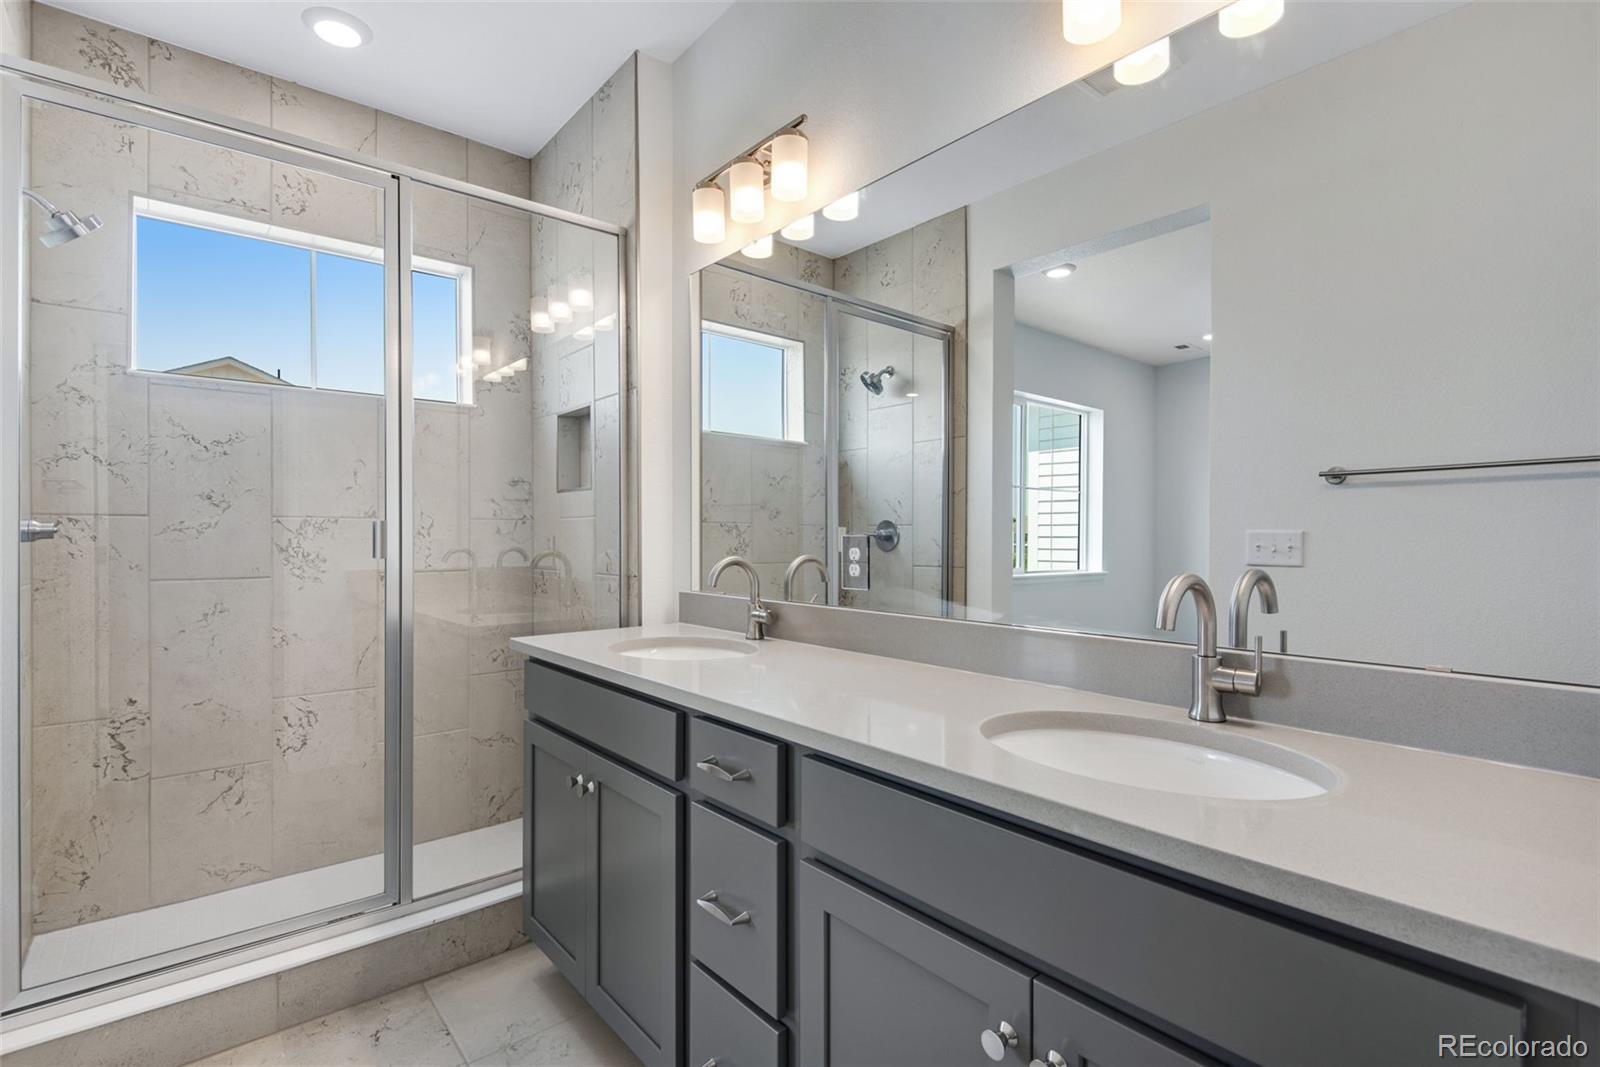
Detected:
[742,235,774,259]
[594,313,616,332]
[471,335,493,367]
[529,296,554,334]
[728,158,766,224]
[575,323,596,341]
[1113,36,1170,86]
[1218,0,1283,39]
[1062,0,1120,45]
[780,213,815,241]
[690,116,808,243]
[693,184,727,244]
[549,291,572,324]
[822,191,860,222]
[569,273,593,311]
[1202,332,1214,342]
[301,6,371,48]
[1045,263,1077,279]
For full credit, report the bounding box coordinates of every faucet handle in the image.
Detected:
[1212,635,1266,697]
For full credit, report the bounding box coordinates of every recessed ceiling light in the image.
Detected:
[1045,264,1077,279]
[1202,332,1213,342]
[302,7,372,49]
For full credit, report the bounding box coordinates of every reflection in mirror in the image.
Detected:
[693,1,1598,686]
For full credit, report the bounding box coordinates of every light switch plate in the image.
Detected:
[1246,529,1304,567]
[840,533,871,590]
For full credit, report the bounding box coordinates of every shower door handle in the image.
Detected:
[371,519,384,560]
[19,520,59,543]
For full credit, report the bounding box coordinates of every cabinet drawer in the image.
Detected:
[799,757,1524,1067]
[690,802,786,1018]
[524,660,681,781]
[689,962,787,1067]
[689,716,785,826]
[1034,977,1213,1067]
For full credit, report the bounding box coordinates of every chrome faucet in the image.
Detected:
[1155,573,1264,723]
[708,555,774,640]
[1228,567,1279,649]
[496,546,530,568]
[783,554,829,604]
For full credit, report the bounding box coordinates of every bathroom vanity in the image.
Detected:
[514,625,1598,1067]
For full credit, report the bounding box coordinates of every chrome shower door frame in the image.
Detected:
[0,72,405,1013]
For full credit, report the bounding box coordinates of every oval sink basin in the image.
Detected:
[981,712,1336,801]
[610,637,757,662]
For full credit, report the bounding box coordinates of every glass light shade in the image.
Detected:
[769,132,808,202]
[550,292,573,323]
[1218,0,1283,38]
[1113,36,1170,86]
[595,314,616,332]
[472,335,492,366]
[569,273,593,310]
[742,235,774,259]
[1062,0,1120,45]
[693,184,726,244]
[507,358,528,373]
[728,158,766,224]
[780,214,815,241]
[822,191,859,222]
[529,296,554,334]
[575,324,596,341]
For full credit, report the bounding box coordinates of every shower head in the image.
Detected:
[23,189,103,248]
[859,365,896,396]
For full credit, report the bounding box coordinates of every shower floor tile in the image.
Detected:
[23,820,522,990]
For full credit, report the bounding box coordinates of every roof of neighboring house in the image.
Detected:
[163,356,285,385]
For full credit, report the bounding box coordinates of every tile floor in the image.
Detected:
[186,944,641,1067]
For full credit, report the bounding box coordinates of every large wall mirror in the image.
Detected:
[693,0,1599,687]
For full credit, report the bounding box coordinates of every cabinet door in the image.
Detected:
[798,860,1033,1067]
[587,748,683,1067]
[1032,978,1212,1067]
[524,719,590,989]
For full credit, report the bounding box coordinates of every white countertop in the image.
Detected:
[510,623,1600,1004]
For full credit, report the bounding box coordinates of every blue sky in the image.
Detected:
[136,216,459,402]
[701,330,784,439]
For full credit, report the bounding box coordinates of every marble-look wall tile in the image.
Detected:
[467,141,532,200]
[269,79,376,155]
[272,687,383,876]
[148,383,271,580]
[30,714,151,932]
[272,391,382,518]
[468,670,523,828]
[28,104,147,314]
[797,248,834,288]
[376,111,468,179]
[31,4,147,90]
[866,403,914,526]
[150,578,272,777]
[865,320,916,410]
[414,570,470,735]
[913,440,945,570]
[469,372,534,524]
[271,517,381,697]
[701,521,753,571]
[414,402,470,572]
[750,442,801,565]
[913,332,948,443]
[271,163,382,247]
[592,393,622,578]
[28,303,148,517]
[912,209,968,318]
[532,100,593,218]
[701,434,753,524]
[950,437,968,566]
[147,41,271,124]
[838,449,869,533]
[29,515,149,728]
[414,728,472,844]
[414,183,470,261]
[149,762,272,903]
[591,59,636,228]
[148,132,272,222]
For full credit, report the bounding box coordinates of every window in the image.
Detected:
[700,321,806,442]
[132,198,471,403]
[1013,393,1101,575]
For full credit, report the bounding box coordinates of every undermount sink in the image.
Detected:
[981,712,1337,801]
[610,636,757,662]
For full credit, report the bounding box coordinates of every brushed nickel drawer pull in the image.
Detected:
[695,756,752,783]
[695,890,752,926]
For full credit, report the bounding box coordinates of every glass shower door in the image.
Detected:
[7,87,399,995]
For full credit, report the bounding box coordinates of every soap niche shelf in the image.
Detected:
[557,405,593,493]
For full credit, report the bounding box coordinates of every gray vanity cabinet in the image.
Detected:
[522,718,683,1067]
[798,859,1034,1067]
[1032,977,1212,1067]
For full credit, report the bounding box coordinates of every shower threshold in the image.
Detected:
[21,821,521,990]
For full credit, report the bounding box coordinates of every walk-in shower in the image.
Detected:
[2,67,626,1012]
[859,364,895,396]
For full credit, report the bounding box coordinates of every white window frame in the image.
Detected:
[699,319,807,444]
[1012,390,1105,578]
[130,196,474,404]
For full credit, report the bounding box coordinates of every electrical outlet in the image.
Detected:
[840,533,872,590]
[1246,529,1304,567]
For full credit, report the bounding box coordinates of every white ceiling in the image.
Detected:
[1014,222,1211,366]
[793,1,1463,258]
[44,0,731,157]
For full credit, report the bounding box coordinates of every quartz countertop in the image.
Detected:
[510,623,1600,1004]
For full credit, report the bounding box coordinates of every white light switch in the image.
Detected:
[1246,529,1304,567]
